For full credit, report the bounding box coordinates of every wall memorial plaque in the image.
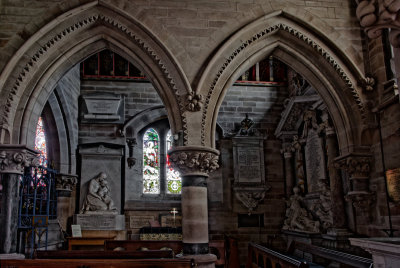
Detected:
[232,137,265,185]
[74,214,125,230]
[129,215,155,229]
[386,168,400,203]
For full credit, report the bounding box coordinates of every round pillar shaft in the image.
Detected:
[326,130,346,228]
[0,173,21,253]
[181,175,209,254]
[283,152,294,197]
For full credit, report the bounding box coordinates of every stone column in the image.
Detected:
[325,127,347,229]
[335,153,374,219]
[56,174,78,231]
[169,146,219,268]
[281,144,294,197]
[0,145,39,254]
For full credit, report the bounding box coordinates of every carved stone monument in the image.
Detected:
[232,115,270,214]
[76,143,125,231]
[282,186,320,233]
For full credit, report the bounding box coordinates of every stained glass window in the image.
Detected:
[166,130,182,194]
[143,128,160,194]
[35,117,47,167]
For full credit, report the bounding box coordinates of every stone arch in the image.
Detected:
[0,3,190,147]
[124,106,168,138]
[196,12,369,154]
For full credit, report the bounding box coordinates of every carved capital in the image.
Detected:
[334,154,372,178]
[356,0,400,47]
[185,92,203,112]
[168,146,219,177]
[0,145,39,175]
[280,144,293,158]
[56,173,78,191]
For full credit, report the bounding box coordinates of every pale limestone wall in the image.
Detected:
[0,0,364,83]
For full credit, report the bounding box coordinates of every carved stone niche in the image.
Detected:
[80,92,125,123]
[232,135,270,214]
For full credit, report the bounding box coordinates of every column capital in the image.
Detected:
[356,0,400,47]
[56,173,78,191]
[334,153,372,178]
[280,144,293,158]
[0,145,39,175]
[168,146,219,177]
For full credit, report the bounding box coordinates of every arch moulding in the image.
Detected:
[0,3,191,146]
[195,11,372,155]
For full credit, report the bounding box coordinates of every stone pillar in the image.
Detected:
[335,153,374,219]
[0,145,39,254]
[56,174,78,231]
[281,144,294,197]
[169,146,219,268]
[325,127,347,229]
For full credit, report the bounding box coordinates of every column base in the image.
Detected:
[178,253,217,268]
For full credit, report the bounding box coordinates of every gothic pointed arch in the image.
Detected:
[0,3,191,147]
[195,11,372,154]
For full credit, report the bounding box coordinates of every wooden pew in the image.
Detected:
[104,240,183,255]
[104,240,227,266]
[288,241,373,268]
[247,243,309,268]
[1,258,195,268]
[35,249,174,259]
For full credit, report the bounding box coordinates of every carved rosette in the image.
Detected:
[0,145,39,174]
[168,146,219,177]
[356,0,400,47]
[56,174,78,191]
[185,92,203,112]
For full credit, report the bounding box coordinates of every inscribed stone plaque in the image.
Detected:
[160,215,182,227]
[129,216,155,229]
[386,168,400,202]
[238,148,261,183]
[232,137,265,185]
[74,214,125,230]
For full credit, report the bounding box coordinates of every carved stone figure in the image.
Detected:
[282,186,320,233]
[311,180,333,230]
[80,172,117,214]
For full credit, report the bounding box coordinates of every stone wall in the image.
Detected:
[0,0,364,81]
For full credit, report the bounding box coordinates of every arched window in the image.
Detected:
[166,130,181,194]
[35,117,48,167]
[143,128,160,194]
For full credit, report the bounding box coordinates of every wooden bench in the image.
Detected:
[35,249,174,259]
[1,258,195,268]
[247,243,309,268]
[288,241,373,268]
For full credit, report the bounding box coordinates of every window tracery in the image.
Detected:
[35,117,48,167]
[143,128,160,194]
[166,130,181,194]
